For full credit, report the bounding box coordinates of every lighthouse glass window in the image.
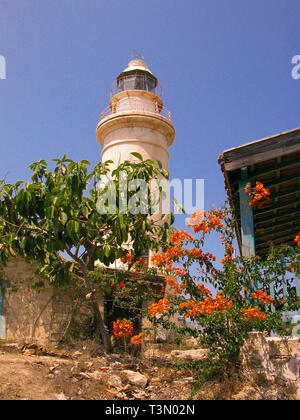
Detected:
[145,77,155,93]
[117,74,156,94]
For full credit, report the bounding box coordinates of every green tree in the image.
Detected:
[0,154,171,351]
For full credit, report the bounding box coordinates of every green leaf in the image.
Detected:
[45,205,55,219]
[104,245,110,258]
[81,206,89,218]
[131,152,143,161]
[73,221,79,233]
[66,220,75,237]
[15,181,24,188]
[20,237,27,250]
[59,212,68,225]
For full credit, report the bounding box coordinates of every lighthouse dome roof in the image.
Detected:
[122,59,153,75]
[117,59,157,83]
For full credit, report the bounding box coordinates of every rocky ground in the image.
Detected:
[0,340,298,400]
[0,341,196,400]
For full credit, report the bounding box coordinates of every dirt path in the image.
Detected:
[0,344,193,400]
[0,353,67,400]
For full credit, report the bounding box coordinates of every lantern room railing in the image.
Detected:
[100,102,172,122]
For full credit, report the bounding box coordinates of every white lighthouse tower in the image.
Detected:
[96,60,176,328]
[96,58,175,171]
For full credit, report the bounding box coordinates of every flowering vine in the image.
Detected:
[146,199,299,377]
[244,181,270,208]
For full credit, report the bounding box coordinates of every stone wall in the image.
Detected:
[241,332,300,399]
[0,258,74,344]
[0,258,106,346]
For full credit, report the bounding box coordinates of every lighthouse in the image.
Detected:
[95,59,176,330]
[96,58,175,171]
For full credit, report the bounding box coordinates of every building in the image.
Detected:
[96,58,176,268]
[219,127,300,318]
[95,57,177,333]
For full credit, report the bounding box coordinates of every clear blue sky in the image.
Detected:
[0,0,299,260]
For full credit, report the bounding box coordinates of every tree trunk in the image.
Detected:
[91,299,111,352]
[82,268,111,352]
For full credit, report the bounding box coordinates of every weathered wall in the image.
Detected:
[0,258,77,345]
[241,332,300,399]
[0,258,108,346]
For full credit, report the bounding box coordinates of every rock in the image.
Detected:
[23,349,36,356]
[263,389,280,400]
[232,386,260,400]
[296,379,300,400]
[86,370,103,381]
[123,363,139,370]
[103,374,123,389]
[122,370,148,388]
[78,370,104,381]
[150,377,162,386]
[24,343,39,350]
[110,353,121,359]
[1,343,19,349]
[79,372,92,379]
[132,390,148,399]
[109,389,127,399]
[184,338,200,349]
[111,362,122,369]
[169,348,208,361]
[173,377,195,385]
[143,348,165,360]
[86,362,94,368]
[49,364,59,373]
[56,393,68,400]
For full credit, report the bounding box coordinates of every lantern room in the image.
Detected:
[110,59,162,98]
